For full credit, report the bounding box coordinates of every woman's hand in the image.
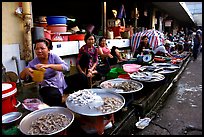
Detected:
[108,54,113,58]
[87,71,93,77]
[88,68,93,73]
[87,68,97,77]
[87,69,93,77]
[35,64,49,70]
[25,68,34,78]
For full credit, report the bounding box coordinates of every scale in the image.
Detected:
[143,54,152,63]
[142,53,154,65]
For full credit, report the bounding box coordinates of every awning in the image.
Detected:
[152,2,195,25]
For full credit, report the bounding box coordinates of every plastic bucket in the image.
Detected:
[2,82,20,115]
[47,25,67,33]
[107,30,114,39]
[44,30,51,40]
[36,22,48,29]
[46,16,67,25]
[32,69,45,82]
[31,27,45,43]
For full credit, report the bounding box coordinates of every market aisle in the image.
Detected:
[133,52,202,135]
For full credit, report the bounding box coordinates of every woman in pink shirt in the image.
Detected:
[98,37,126,65]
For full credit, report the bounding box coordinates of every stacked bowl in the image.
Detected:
[34,16,47,29]
[46,16,68,33]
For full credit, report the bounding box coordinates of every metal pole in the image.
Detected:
[134,7,138,33]
[2,63,7,82]
[12,56,22,85]
[103,2,107,37]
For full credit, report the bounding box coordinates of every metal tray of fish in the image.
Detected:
[139,65,157,72]
[152,63,180,69]
[100,78,143,94]
[152,63,172,67]
[130,72,165,82]
[157,68,177,74]
[66,89,125,116]
[19,107,74,135]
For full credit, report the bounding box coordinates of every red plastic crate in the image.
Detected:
[69,34,85,41]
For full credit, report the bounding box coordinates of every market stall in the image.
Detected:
[66,88,125,135]
[1,49,190,135]
[130,29,165,56]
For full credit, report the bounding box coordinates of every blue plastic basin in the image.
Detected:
[46,16,67,25]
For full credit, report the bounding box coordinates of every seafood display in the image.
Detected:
[151,63,180,74]
[130,72,165,82]
[152,62,172,67]
[157,68,177,74]
[114,81,142,91]
[100,78,143,93]
[129,72,150,78]
[19,107,74,135]
[66,89,125,116]
[97,97,123,113]
[139,66,157,72]
[68,89,103,106]
[28,113,71,135]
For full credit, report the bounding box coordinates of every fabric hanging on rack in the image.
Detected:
[117,4,126,19]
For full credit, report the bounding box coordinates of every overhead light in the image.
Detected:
[144,10,147,16]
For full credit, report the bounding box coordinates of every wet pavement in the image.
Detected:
[116,52,202,135]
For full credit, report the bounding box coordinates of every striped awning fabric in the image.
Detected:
[130,29,165,55]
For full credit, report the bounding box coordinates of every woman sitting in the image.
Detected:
[153,44,172,57]
[98,37,126,66]
[134,35,153,57]
[76,33,100,87]
[19,38,69,106]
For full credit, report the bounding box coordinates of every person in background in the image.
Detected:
[196,28,202,51]
[153,44,172,57]
[20,38,69,106]
[134,35,152,57]
[183,37,192,52]
[177,27,185,37]
[175,41,184,54]
[98,37,126,66]
[168,33,174,41]
[76,33,99,84]
[192,32,201,61]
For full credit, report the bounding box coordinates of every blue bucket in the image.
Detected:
[46,16,67,25]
